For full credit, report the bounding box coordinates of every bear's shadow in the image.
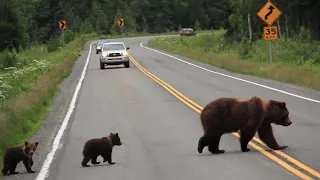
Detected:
[199,148,275,156]
[4,171,37,176]
[82,162,123,168]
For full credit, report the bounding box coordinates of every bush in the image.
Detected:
[47,37,61,52]
[0,49,18,69]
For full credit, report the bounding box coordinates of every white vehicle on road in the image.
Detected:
[99,42,130,69]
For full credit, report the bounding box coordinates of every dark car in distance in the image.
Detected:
[180,28,197,36]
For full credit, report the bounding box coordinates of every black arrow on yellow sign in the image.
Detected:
[118,18,124,26]
[265,5,274,20]
[59,20,66,29]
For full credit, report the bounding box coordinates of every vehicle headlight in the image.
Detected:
[122,51,128,56]
[102,52,108,57]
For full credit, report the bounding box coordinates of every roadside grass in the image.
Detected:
[147,29,320,90]
[0,33,97,177]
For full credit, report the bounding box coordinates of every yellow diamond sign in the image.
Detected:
[257,1,282,26]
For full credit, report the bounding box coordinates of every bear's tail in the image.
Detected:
[82,142,89,157]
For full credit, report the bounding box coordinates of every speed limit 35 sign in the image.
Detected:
[264,26,278,40]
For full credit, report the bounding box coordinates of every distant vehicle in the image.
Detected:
[99,42,130,69]
[95,39,108,54]
[180,28,197,36]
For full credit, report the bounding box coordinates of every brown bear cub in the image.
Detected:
[198,96,292,154]
[2,141,39,176]
[81,132,123,167]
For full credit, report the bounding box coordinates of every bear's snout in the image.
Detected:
[284,119,292,126]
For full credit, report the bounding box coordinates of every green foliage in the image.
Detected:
[2,0,320,54]
[0,35,95,177]
[80,20,94,34]
[148,30,320,90]
[0,49,17,69]
[194,20,201,31]
[64,30,76,44]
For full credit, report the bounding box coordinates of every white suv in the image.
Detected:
[99,42,130,69]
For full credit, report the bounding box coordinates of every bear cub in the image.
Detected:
[81,132,123,167]
[198,96,292,154]
[2,141,39,176]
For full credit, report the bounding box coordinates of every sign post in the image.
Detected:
[264,26,278,63]
[59,20,67,47]
[257,1,281,63]
[118,18,124,35]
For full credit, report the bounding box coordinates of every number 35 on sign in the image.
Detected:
[264,26,278,40]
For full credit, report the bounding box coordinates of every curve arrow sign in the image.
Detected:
[265,5,274,20]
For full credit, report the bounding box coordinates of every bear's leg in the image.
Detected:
[102,153,108,163]
[107,154,115,165]
[91,154,100,165]
[102,153,115,165]
[9,162,19,174]
[30,157,33,166]
[258,122,288,150]
[81,156,91,167]
[23,159,35,173]
[2,163,11,175]
[240,128,256,152]
[208,133,225,154]
[198,136,209,153]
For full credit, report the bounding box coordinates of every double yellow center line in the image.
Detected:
[129,55,320,180]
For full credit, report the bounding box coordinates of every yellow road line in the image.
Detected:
[129,56,319,180]
[130,57,202,110]
[129,57,201,113]
[253,136,320,178]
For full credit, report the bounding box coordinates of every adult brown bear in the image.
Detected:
[197,96,292,154]
[2,141,39,175]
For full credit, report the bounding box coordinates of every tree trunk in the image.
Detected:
[248,9,252,42]
[285,14,289,38]
[277,20,281,38]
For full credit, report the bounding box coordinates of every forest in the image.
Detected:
[1,0,320,53]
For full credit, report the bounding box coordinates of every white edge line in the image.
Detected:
[35,40,97,180]
[140,41,320,104]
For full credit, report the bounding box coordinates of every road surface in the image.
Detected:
[3,35,320,180]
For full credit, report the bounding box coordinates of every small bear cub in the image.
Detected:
[81,132,123,167]
[2,141,39,176]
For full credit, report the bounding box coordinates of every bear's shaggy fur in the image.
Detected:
[81,132,122,167]
[197,96,292,154]
[2,141,39,175]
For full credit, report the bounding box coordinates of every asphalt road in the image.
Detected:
[3,35,320,180]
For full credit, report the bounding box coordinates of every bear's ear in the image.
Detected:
[110,132,113,136]
[278,102,286,108]
[35,142,39,146]
[24,141,29,146]
[116,133,118,136]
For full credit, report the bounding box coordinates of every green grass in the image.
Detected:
[0,33,97,177]
[148,29,320,90]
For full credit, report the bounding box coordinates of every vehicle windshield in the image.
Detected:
[103,44,125,51]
